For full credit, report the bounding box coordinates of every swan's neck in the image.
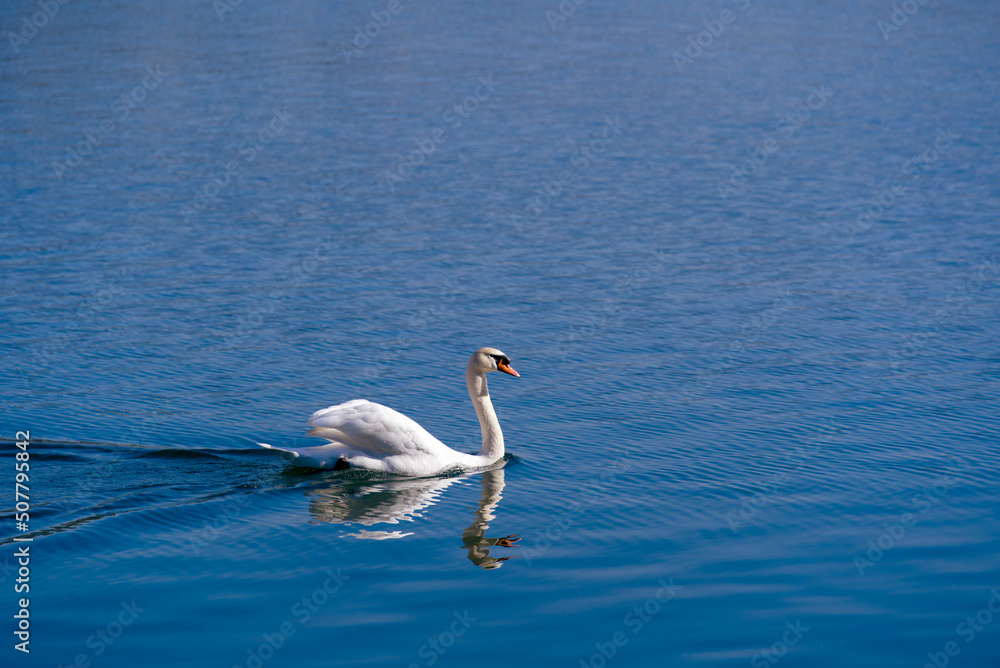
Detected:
[466,367,504,462]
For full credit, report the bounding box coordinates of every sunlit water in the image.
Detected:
[2,0,999,666]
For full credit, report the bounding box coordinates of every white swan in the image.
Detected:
[259,348,519,476]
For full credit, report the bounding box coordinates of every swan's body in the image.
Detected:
[259,348,519,476]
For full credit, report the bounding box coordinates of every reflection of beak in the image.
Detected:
[497,361,520,378]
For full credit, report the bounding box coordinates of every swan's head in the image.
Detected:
[470,347,520,378]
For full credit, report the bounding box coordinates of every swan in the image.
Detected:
[259,347,519,476]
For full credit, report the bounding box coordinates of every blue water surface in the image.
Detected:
[2,0,999,666]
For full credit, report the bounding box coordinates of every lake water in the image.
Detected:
[2,0,999,666]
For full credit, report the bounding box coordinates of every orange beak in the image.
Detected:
[497,361,520,378]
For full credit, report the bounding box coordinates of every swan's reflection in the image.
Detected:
[460,467,520,569]
[303,466,519,568]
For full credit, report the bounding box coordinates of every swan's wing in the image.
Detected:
[307,399,452,458]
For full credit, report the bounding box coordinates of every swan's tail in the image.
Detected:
[258,442,352,470]
[258,442,302,463]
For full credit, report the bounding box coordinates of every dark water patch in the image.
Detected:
[28,450,93,463]
[129,448,228,461]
